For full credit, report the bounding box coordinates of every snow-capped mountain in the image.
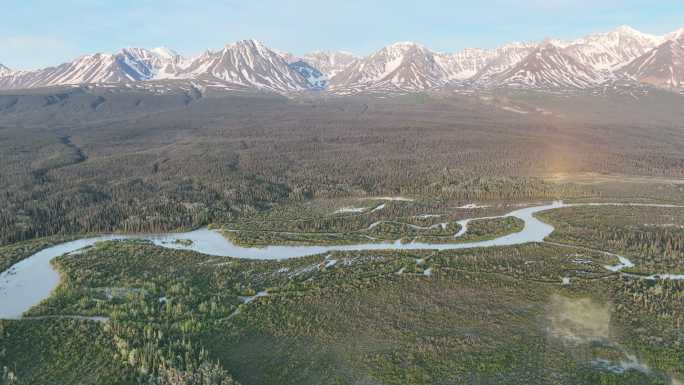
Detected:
[2,26,684,93]
[562,26,662,70]
[486,43,605,89]
[274,50,300,64]
[434,48,491,80]
[176,40,310,92]
[278,50,359,90]
[0,64,12,77]
[329,42,451,91]
[623,34,684,88]
[0,48,182,90]
[150,47,179,60]
[664,28,684,42]
[141,47,188,79]
[118,47,187,79]
[288,60,328,90]
[468,42,538,82]
[271,50,330,89]
[301,51,357,78]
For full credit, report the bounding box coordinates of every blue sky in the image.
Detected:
[1,0,683,69]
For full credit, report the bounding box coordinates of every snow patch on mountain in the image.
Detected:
[562,26,663,70]
[330,42,451,91]
[151,47,179,60]
[302,51,358,77]
[0,48,185,89]
[289,60,328,90]
[174,39,311,92]
[623,34,684,88]
[2,25,684,93]
[664,27,684,42]
[487,43,606,89]
[435,48,490,80]
[470,42,538,83]
[0,64,12,77]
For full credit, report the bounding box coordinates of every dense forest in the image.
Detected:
[539,206,684,274]
[2,240,680,384]
[2,85,684,245]
[2,84,684,385]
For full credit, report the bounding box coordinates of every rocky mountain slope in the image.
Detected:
[562,26,662,71]
[329,42,451,91]
[288,60,328,90]
[1,26,683,93]
[0,64,12,77]
[465,42,537,83]
[623,34,684,88]
[174,40,311,92]
[485,43,606,89]
[0,48,182,90]
[301,51,358,78]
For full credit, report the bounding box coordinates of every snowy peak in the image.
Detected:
[288,60,328,90]
[301,51,357,77]
[177,39,311,92]
[665,27,684,42]
[488,43,605,89]
[274,50,301,64]
[37,52,145,85]
[1,41,314,92]
[3,25,684,93]
[470,42,537,82]
[117,48,161,80]
[611,25,662,45]
[224,39,267,53]
[623,34,684,88]
[386,41,425,50]
[277,50,357,89]
[435,48,491,80]
[118,47,187,79]
[0,64,12,76]
[329,42,450,91]
[0,47,186,89]
[563,26,662,70]
[151,47,179,60]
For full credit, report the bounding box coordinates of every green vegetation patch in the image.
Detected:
[0,319,136,385]
[222,200,531,246]
[415,216,524,244]
[19,240,680,384]
[537,205,684,274]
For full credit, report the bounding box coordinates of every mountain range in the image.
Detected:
[1,26,683,93]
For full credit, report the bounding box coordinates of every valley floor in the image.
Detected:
[1,88,684,384]
[2,193,684,385]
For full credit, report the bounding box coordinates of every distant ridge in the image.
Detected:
[1,26,683,93]
[623,34,684,88]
